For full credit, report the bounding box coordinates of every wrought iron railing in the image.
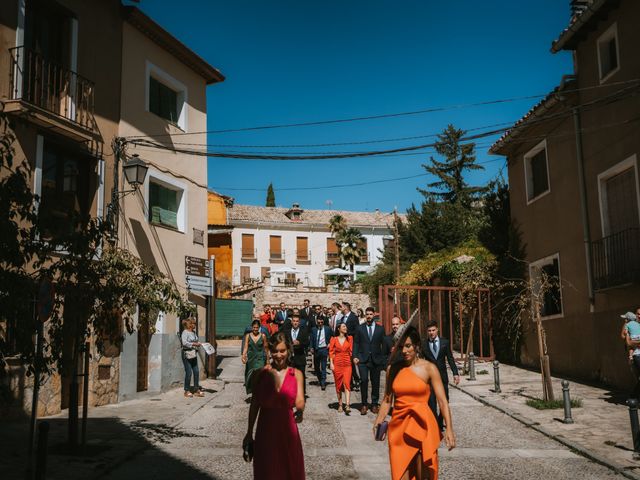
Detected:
[9,46,95,130]
[296,250,311,262]
[270,250,285,261]
[591,227,640,290]
[326,252,340,264]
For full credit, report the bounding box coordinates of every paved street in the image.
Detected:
[95,344,626,480]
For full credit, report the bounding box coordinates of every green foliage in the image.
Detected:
[525,398,583,410]
[328,214,365,271]
[0,113,193,376]
[265,182,275,207]
[418,124,488,206]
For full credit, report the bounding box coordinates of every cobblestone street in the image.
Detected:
[96,344,628,480]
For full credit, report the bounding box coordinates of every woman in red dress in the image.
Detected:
[329,323,353,414]
[244,332,305,479]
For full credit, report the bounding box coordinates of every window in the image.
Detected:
[597,23,619,82]
[358,238,369,263]
[38,138,93,238]
[149,181,181,230]
[598,156,640,236]
[261,267,270,280]
[296,237,309,262]
[146,62,187,131]
[240,266,251,284]
[149,77,178,124]
[241,234,255,259]
[327,237,339,263]
[524,140,550,203]
[270,235,283,261]
[529,254,563,319]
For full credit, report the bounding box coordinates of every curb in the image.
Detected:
[92,379,227,480]
[454,384,640,480]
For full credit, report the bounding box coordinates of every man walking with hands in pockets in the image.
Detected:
[353,307,386,415]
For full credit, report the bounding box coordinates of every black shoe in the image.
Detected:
[321,384,326,391]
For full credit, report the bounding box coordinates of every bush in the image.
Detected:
[525,398,583,410]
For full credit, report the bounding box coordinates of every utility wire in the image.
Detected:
[124,78,640,139]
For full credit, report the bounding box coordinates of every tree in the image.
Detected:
[265,182,275,207]
[327,214,364,273]
[419,124,487,206]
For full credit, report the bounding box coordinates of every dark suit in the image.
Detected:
[382,333,395,365]
[423,336,458,429]
[300,306,313,324]
[274,309,289,329]
[353,322,386,406]
[343,311,360,337]
[310,325,332,387]
[286,326,309,393]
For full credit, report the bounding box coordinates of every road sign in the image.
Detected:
[37,278,55,323]
[186,275,211,287]
[185,256,210,277]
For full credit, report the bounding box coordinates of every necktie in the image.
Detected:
[293,329,297,341]
[431,340,439,358]
[368,325,373,341]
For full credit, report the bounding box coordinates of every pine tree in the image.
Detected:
[265,182,275,207]
[418,124,487,206]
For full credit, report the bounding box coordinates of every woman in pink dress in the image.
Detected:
[244,331,306,479]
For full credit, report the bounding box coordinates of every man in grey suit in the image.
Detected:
[422,320,459,430]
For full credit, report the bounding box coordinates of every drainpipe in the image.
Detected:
[560,74,595,308]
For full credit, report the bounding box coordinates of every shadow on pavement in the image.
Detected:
[1,416,222,480]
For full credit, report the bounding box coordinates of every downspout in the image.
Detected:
[560,75,595,307]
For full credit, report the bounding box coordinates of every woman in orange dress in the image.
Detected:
[329,323,353,414]
[373,326,455,480]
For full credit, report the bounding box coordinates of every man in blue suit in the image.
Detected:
[353,307,386,415]
[274,302,289,330]
[310,315,333,390]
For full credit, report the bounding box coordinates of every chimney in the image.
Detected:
[285,203,304,221]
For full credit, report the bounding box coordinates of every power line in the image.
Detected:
[124,78,640,139]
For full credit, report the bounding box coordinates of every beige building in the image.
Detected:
[116,7,224,399]
[491,0,640,389]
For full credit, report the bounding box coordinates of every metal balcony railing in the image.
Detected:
[9,46,95,130]
[241,248,257,260]
[591,227,640,290]
[326,252,340,264]
[296,250,311,262]
[270,250,285,262]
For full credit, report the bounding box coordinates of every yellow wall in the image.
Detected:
[208,192,227,225]
[207,191,232,297]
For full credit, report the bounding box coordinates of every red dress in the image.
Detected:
[329,336,353,394]
[253,367,305,479]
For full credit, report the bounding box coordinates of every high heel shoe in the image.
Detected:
[344,405,351,415]
[337,404,343,413]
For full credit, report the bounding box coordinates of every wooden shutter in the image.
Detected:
[269,235,282,258]
[358,238,368,262]
[241,234,254,257]
[605,167,640,235]
[240,266,250,283]
[261,267,270,279]
[296,237,308,260]
[327,237,338,263]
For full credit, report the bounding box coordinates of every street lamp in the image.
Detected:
[122,154,148,190]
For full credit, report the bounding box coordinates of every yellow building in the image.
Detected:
[207,190,234,297]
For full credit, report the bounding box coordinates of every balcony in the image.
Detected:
[6,46,96,140]
[241,248,257,261]
[591,227,640,290]
[326,252,340,264]
[296,250,311,264]
[358,253,370,264]
[270,250,285,263]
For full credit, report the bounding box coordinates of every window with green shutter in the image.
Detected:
[149,181,180,229]
[149,76,178,125]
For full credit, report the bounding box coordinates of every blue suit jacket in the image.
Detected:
[353,322,386,366]
[310,326,333,350]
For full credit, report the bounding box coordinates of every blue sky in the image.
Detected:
[136,0,573,213]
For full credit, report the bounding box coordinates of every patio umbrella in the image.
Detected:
[271,266,301,274]
[322,267,354,276]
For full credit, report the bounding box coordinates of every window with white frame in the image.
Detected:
[597,155,640,236]
[524,140,550,203]
[529,254,563,319]
[147,174,186,232]
[146,62,188,131]
[597,23,619,82]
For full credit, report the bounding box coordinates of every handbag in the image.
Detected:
[184,349,197,360]
[375,421,389,441]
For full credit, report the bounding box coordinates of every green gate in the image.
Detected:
[215,299,253,337]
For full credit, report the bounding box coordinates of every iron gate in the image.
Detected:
[378,285,493,360]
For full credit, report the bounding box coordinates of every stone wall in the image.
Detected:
[233,286,371,312]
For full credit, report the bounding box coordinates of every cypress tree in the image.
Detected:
[266,183,275,207]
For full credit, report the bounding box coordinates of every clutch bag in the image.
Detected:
[375,421,389,441]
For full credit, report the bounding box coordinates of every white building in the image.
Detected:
[229,203,396,288]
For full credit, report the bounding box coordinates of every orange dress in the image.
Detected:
[389,368,442,480]
[329,336,352,393]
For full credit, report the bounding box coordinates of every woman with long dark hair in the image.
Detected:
[244,331,305,479]
[242,319,269,395]
[373,327,455,480]
[329,322,353,414]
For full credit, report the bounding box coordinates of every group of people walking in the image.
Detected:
[241,299,460,480]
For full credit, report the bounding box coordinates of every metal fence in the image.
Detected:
[378,285,493,360]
